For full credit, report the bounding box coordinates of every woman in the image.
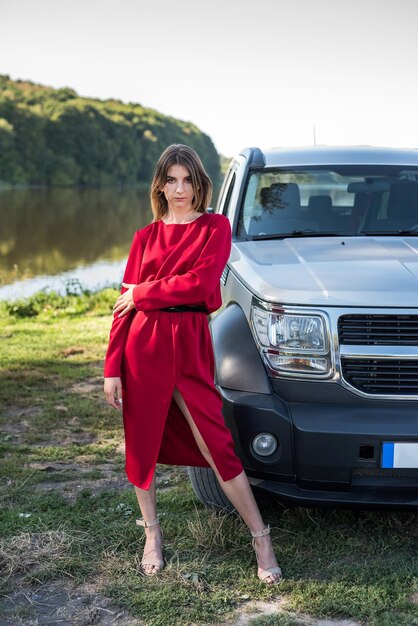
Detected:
[103,144,282,584]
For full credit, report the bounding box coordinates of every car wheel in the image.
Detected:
[187,466,234,511]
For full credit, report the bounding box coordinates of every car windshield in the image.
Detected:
[237,166,418,240]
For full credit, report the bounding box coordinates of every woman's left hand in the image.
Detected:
[113,283,136,317]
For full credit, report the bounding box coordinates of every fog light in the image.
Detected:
[252,433,278,457]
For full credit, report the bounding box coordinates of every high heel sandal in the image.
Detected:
[251,524,282,584]
[136,517,165,576]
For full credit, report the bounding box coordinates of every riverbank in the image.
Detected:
[0,292,417,625]
[0,184,222,297]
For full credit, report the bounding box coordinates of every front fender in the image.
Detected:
[209,304,271,394]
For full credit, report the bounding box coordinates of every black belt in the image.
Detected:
[159,305,209,313]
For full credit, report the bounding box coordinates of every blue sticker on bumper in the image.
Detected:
[382,442,395,468]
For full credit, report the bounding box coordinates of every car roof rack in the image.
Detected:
[239,147,266,168]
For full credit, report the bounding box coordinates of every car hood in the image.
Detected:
[231,236,418,307]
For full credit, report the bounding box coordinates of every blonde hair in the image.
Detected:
[150,144,212,220]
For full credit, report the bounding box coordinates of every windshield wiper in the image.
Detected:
[251,230,343,241]
[360,229,418,236]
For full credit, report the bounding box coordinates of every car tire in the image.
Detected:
[187,466,234,511]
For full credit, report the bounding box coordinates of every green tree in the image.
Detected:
[0,76,220,187]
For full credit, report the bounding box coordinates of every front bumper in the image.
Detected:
[220,385,418,510]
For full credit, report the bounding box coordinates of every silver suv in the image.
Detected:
[188,146,418,510]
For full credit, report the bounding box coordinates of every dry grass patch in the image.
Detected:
[186,507,244,551]
[0,527,89,582]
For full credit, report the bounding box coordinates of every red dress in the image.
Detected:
[104,212,244,490]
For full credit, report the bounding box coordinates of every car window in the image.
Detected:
[237,166,418,239]
[219,171,236,216]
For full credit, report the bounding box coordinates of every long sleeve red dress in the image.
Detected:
[104,211,244,490]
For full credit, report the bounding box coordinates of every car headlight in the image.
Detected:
[251,305,331,376]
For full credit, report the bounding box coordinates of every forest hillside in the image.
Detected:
[0,75,220,186]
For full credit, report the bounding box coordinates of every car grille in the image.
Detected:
[220,265,229,285]
[341,358,418,395]
[338,314,418,345]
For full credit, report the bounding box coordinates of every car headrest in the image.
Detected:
[387,181,418,219]
[259,187,270,207]
[354,192,369,210]
[308,195,332,211]
[268,182,301,210]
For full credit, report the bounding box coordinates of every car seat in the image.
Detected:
[308,195,333,229]
[248,183,316,236]
[386,181,418,230]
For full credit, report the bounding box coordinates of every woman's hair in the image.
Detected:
[150,144,213,220]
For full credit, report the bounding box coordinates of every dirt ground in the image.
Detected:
[0,458,364,626]
[0,578,144,626]
[0,460,182,626]
[1,580,361,626]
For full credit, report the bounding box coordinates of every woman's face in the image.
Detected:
[162,164,194,212]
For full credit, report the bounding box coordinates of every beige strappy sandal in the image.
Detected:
[251,524,282,584]
[136,517,165,576]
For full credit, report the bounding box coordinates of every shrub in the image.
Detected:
[4,285,119,318]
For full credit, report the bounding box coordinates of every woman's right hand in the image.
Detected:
[104,377,123,410]
[113,283,137,317]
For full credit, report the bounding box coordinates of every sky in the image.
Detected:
[1,0,417,157]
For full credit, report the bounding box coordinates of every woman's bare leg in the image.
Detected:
[134,474,163,574]
[172,387,281,583]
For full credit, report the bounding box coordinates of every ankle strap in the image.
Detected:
[136,517,160,528]
[251,524,270,538]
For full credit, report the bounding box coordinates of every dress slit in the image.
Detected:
[172,386,217,466]
[172,382,243,484]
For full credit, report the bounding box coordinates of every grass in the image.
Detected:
[0,291,417,625]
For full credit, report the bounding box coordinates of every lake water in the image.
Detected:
[0,186,219,301]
